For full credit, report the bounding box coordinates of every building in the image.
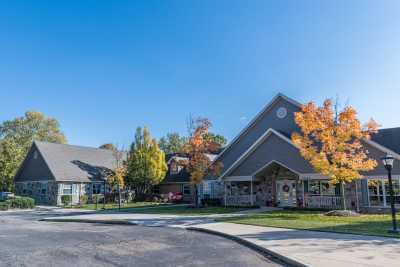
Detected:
[157,153,222,202]
[14,141,118,205]
[217,93,400,212]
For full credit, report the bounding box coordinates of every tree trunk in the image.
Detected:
[194,184,198,208]
[341,181,347,210]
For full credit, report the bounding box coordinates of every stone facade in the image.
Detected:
[15,181,58,205]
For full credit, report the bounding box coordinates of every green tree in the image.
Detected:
[203,132,227,147]
[0,111,66,191]
[126,127,168,198]
[158,133,187,154]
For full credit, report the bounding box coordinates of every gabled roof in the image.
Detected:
[219,128,297,179]
[371,127,400,155]
[213,93,301,164]
[28,141,121,183]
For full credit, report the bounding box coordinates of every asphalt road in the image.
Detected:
[0,210,281,267]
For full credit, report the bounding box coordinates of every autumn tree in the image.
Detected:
[292,99,379,209]
[0,111,66,191]
[125,127,168,199]
[158,133,187,154]
[183,118,223,207]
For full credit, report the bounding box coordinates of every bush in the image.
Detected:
[201,198,221,207]
[61,195,72,206]
[6,197,35,209]
[0,201,10,211]
[79,195,88,205]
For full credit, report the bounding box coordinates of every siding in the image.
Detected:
[14,144,55,182]
[230,134,315,176]
[218,97,301,174]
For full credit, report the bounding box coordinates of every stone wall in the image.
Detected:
[15,181,58,205]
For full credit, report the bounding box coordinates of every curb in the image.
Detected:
[40,218,137,225]
[186,227,308,267]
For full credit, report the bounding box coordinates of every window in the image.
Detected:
[92,183,102,195]
[306,180,336,196]
[63,184,72,195]
[170,163,183,175]
[153,185,160,194]
[33,151,38,159]
[183,184,191,195]
[368,178,400,207]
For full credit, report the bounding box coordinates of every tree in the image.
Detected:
[99,143,117,150]
[0,139,24,191]
[125,127,167,199]
[183,118,223,207]
[291,99,379,210]
[203,132,227,147]
[107,148,126,209]
[158,133,187,154]
[0,111,66,191]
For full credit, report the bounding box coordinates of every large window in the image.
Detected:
[306,180,336,196]
[368,178,400,207]
[63,184,72,195]
[92,184,102,195]
[182,184,191,195]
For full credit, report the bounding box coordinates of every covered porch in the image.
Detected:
[223,161,343,209]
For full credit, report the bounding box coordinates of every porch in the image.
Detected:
[223,162,344,209]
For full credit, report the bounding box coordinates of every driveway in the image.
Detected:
[0,210,280,267]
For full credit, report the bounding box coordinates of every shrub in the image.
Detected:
[6,197,35,209]
[0,201,9,211]
[201,198,221,207]
[61,195,72,206]
[79,195,88,205]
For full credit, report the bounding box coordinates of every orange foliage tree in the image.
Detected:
[292,99,379,209]
[183,118,223,207]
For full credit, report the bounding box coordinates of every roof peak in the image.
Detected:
[33,140,112,152]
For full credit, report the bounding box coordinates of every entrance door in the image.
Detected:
[276,180,297,207]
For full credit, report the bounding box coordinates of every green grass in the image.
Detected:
[66,201,167,211]
[219,210,400,238]
[121,205,252,215]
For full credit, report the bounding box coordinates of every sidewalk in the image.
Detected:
[190,222,400,267]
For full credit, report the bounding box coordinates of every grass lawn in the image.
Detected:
[120,205,253,215]
[66,201,167,211]
[219,209,400,238]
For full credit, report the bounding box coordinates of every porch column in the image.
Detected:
[250,176,254,206]
[224,182,227,207]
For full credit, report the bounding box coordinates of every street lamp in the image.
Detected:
[381,154,399,234]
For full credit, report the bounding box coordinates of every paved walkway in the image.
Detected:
[41,209,400,267]
[191,222,400,267]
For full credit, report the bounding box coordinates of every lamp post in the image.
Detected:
[381,154,399,234]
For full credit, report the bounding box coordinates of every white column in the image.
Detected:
[382,180,387,207]
[224,182,227,206]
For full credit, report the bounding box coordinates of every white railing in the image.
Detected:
[304,195,342,209]
[225,195,252,206]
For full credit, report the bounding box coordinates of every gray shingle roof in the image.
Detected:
[35,141,120,183]
[371,127,400,155]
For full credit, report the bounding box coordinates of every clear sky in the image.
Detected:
[1,0,400,147]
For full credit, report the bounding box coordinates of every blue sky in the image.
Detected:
[1,1,400,147]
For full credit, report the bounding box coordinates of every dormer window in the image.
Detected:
[170,163,183,174]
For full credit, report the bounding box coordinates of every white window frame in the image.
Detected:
[367,177,400,207]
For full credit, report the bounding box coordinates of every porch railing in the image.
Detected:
[304,195,342,209]
[225,195,252,206]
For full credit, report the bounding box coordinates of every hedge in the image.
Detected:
[0,197,35,210]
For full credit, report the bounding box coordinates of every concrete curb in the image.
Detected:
[40,218,137,225]
[186,227,309,267]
